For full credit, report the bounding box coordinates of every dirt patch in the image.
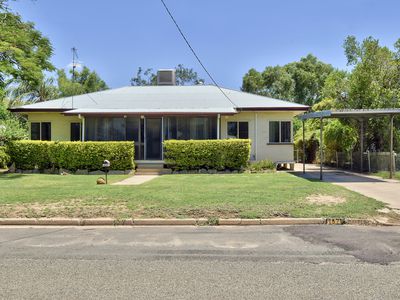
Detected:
[0,199,132,218]
[307,194,346,206]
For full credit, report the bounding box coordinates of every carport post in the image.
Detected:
[302,120,305,174]
[319,117,323,180]
[389,115,394,179]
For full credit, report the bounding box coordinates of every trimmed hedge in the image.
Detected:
[0,146,10,168]
[7,141,135,171]
[164,139,251,170]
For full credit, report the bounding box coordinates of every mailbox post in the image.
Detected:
[102,160,110,184]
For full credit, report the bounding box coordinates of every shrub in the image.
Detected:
[7,141,135,171]
[0,146,10,168]
[247,160,275,172]
[164,139,251,170]
[7,140,52,169]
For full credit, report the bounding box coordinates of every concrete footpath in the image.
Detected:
[112,175,158,185]
[294,164,400,209]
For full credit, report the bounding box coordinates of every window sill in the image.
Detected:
[267,142,294,145]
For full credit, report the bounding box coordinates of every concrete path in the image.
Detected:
[0,226,400,299]
[293,164,400,209]
[112,175,159,186]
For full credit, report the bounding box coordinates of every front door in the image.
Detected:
[145,118,162,160]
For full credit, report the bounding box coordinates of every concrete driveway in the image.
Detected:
[293,164,400,209]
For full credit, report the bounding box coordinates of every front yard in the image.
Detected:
[0,172,384,219]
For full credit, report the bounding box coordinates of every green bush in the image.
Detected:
[0,146,10,168]
[7,141,135,171]
[7,140,52,169]
[247,160,275,172]
[164,139,251,170]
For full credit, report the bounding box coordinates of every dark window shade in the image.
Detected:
[41,122,51,141]
[164,117,217,140]
[281,121,291,143]
[70,123,81,141]
[269,121,280,143]
[31,123,40,140]
[227,122,237,138]
[238,122,249,139]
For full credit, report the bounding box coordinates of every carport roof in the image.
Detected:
[299,108,400,120]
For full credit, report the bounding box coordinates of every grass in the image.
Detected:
[0,172,385,219]
[373,171,400,180]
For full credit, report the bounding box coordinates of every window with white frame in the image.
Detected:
[269,121,291,143]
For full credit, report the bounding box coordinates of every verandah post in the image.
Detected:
[390,115,394,179]
[320,117,323,180]
[302,120,305,174]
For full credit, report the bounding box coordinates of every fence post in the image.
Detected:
[336,151,339,168]
[350,151,353,171]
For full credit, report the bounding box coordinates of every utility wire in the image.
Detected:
[160,0,237,107]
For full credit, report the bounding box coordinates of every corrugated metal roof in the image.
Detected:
[11,85,309,113]
[299,109,400,120]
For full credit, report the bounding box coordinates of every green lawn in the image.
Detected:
[0,172,385,219]
[373,171,400,181]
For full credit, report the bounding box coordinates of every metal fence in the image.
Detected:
[294,149,399,173]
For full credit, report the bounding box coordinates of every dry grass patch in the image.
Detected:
[307,194,346,206]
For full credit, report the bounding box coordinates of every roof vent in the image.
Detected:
[157,69,176,86]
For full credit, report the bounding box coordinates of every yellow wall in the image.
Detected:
[27,111,303,162]
[27,113,81,141]
[221,111,302,162]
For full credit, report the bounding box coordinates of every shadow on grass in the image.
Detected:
[0,173,27,180]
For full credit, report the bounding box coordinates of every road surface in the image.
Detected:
[1,225,400,299]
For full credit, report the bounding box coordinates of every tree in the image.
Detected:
[130,64,204,86]
[0,8,54,99]
[0,100,27,143]
[57,66,108,97]
[241,54,334,105]
[8,77,59,103]
[343,36,400,151]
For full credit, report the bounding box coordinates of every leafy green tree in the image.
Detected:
[0,100,27,143]
[57,66,108,97]
[343,36,400,151]
[242,54,334,106]
[0,8,54,99]
[130,64,204,86]
[8,77,59,103]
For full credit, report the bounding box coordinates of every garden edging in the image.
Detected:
[0,217,388,226]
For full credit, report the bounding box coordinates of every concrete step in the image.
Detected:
[135,168,172,175]
[136,163,165,169]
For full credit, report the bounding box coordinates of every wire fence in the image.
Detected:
[294,149,399,173]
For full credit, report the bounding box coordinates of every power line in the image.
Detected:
[160,0,237,107]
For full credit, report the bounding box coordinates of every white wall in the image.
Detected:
[220,111,302,162]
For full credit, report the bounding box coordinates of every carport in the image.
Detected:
[299,109,400,180]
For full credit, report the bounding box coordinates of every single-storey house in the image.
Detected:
[10,70,308,163]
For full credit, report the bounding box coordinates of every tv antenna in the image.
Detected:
[71,47,80,108]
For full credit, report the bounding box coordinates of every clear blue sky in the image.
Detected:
[10,0,400,89]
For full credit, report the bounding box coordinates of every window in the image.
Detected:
[70,123,81,141]
[227,121,248,139]
[31,122,51,140]
[31,123,40,140]
[41,122,51,141]
[269,121,291,143]
[85,117,126,141]
[164,117,217,140]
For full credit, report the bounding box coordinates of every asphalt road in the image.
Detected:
[1,225,400,299]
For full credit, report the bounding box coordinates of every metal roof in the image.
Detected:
[11,85,308,114]
[299,108,400,120]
